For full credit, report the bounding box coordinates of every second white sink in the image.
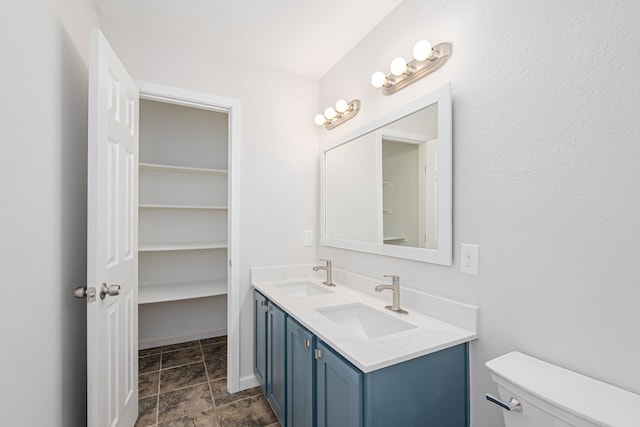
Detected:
[316,302,416,340]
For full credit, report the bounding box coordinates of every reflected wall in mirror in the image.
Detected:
[322,83,451,265]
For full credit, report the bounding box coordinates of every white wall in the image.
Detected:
[325,132,380,242]
[318,0,640,425]
[98,19,320,383]
[0,0,98,425]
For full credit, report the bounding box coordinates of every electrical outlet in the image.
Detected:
[304,230,314,247]
[460,243,479,275]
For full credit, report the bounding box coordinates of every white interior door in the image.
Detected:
[87,28,139,427]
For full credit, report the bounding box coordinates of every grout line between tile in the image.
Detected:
[201,340,216,404]
[154,347,162,427]
[160,358,205,371]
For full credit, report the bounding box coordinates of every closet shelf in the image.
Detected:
[383,236,406,242]
[139,279,227,304]
[139,241,228,252]
[140,162,228,176]
[139,204,228,210]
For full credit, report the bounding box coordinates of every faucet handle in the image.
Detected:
[383,274,400,285]
[319,259,331,266]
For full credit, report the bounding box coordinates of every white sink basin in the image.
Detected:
[274,281,334,297]
[316,303,416,340]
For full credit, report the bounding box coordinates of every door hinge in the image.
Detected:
[314,348,322,359]
[304,338,311,348]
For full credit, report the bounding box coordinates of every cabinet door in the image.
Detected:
[253,290,268,392]
[286,318,315,427]
[316,341,363,427]
[363,343,469,427]
[267,302,287,424]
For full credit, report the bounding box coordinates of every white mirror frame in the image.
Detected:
[320,83,452,265]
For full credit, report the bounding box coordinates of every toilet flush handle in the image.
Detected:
[486,394,523,412]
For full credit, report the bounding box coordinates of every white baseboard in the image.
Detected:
[139,328,227,350]
[239,374,259,390]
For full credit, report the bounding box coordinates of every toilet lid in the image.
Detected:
[486,351,640,427]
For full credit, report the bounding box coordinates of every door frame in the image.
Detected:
[136,81,242,393]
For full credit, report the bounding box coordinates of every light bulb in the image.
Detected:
[324,107,337,120]
[413,40,433,61]
[314,113,326,126]
[371,71,387,88]
[335,99,348,113]
[390,57,408,76]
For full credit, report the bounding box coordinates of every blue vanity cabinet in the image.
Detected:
[266,299,287,425]
[316,340,364,427]
[286,317,315,427]
[363,343,469,427]
[253,290,268,392]
[253,288,469,427]
[254,289,287,425]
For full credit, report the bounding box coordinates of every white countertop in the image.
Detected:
[251,265,478,373]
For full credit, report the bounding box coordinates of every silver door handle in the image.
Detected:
[100,283,121,299]
[74,286,96,303]
[486,394,523,412]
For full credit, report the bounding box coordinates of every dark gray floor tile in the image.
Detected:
[139,371,160,398]
[162,340,201,352]
[162,346,204,369]
[203,343,227,380]
[160,362,208,393]
[135,395,158,427]
[216,395,278,427]
[157,407,220,427]
[158,383,214,424]
[140,354,161,374]
[200,336,227,346]
[210,379,261,406]
[139,347,162,357]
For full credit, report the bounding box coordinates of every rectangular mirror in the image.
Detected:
[321,83,452,265]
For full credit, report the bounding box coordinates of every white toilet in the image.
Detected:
[486,351,640,427]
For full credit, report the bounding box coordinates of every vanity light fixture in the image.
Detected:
[314,99,361,130]
[371,40,452,95]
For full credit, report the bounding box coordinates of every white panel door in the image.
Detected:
[87,28,139,427]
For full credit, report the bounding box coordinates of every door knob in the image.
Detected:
[74,286,96,303]
[100,283,121,299]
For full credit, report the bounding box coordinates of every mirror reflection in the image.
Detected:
[325,103,439,249]
[321,83,452,265]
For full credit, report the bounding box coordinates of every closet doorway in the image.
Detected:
[137,81,241,393]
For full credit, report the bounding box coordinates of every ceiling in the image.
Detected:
[93,0,403,79]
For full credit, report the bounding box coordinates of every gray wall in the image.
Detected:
[318,0,640,425]
[0,0,98,425]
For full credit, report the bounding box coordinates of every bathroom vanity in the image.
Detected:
[252,265,478,427]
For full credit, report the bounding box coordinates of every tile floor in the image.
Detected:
[136,336,279,427]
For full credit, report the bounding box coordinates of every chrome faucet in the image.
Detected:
[375,275,408,314]
[313,259,335,287]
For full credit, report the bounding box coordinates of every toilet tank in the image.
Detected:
[485,352,640,427]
